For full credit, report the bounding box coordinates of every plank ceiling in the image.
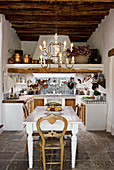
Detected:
[0,0,114,42]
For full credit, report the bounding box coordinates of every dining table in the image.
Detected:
[23,106,82,169]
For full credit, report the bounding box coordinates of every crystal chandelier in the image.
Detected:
[39,33,75,69]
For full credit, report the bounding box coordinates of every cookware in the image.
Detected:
[43,83,48,89]
[23,54,31,64]
[8,57,15,64]
[39,79,43,85]
[14,53,22,63]
[68,82,74,89]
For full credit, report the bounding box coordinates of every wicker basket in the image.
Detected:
[75,55,89,64]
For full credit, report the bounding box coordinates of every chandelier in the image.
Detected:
[39,33,75,69]
[38,0,75,70]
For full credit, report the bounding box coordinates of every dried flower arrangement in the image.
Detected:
[67,45,91,57]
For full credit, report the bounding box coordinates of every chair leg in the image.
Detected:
[25,135,28,155]
[60,146,64,170]
[42,147,46,170]
[40,147,42,162]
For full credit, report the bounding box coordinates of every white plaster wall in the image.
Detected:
[0,14,21,125]
[21,41,37,57]
[87,9,114,134]
[74,42,87,47]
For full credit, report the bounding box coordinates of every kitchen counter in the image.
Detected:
[2,95,34,103]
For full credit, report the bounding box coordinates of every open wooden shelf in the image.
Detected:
[7,64,104,73]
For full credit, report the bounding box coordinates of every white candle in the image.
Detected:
[39,45,42,51]
[40,55,43,64]
[43,41,46,48]
[70,43,73,52]
[71,56,75,64]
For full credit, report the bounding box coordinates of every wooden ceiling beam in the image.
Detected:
[8,20,101,25]
[15,30,94,34]
[0,2,113,10]
[5,15,105,21]
[19,36,88,42]
[0,9,109,16]
[17,33,90,37]
[14,27,96,32]
[0,1,113,2]
[12,23,97,28]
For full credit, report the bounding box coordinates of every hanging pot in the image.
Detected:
[39,79,43,85]
[68,81,74,89]
[43,83,48,89]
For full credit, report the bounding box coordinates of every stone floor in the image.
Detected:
[0,125,114,170]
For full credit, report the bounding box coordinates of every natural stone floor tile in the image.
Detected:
[106,144,114,152]
[85,144,107,153]
[4,141,25,152]
[88,152,111,161]
[92,160,114,170]
[0,160,10,170]
[8,134,24,141]
[0,127,114,170]
[107,152,114,160]
[14,152,28,160]
[7,160,29,170]
[77,152,90,160]
[74,160,94,170]
[0,152,16,159]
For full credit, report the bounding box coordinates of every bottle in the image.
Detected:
[10,87,13,98]
[13,85,16,98]
[17,75,20,83]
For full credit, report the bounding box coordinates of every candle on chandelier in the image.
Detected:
[39,45,42,51]
[63,41,67,50]
[43,41,46,48]
[39,55,43,64]
[71,56,75,64]
[70,43,73,52]
[66,58,69,64]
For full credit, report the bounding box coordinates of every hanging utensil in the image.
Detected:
[39,79,43,85]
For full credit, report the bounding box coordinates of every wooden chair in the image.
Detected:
[23,104,29,119]
[36,114,68,170]
[23,104,40,154]
[45,102,62,106]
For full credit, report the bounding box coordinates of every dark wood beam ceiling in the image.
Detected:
[0,0,114,42]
